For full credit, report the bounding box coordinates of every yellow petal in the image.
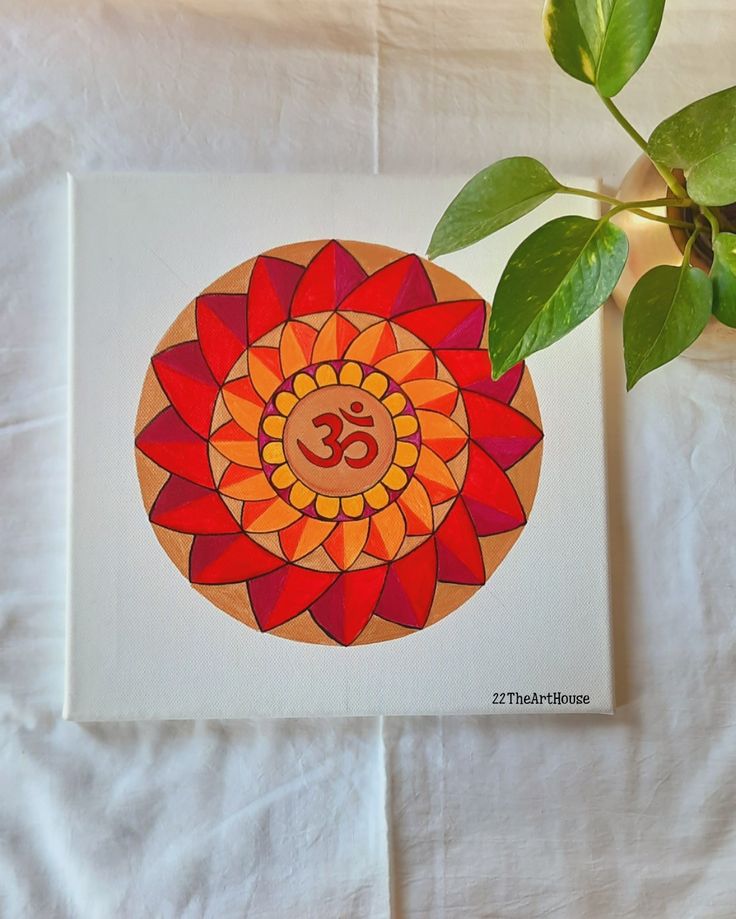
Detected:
[271,463,297,489]
[382,392,406,416]
[339,361,363,386]
[293,372,317,398]
[262,441,285,464]
[382,464,407,490]
[290,481,316,509]
[362,371,389,398]
[262,414,286,438]
[341,494,365,518]
[275,391,298,416]
[364,482,389,510]
[394,441,419,467]
[315,364,337,388]
[394,414,419,437]
[315,494,340,518]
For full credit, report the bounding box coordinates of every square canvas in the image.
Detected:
[65,172,613,720]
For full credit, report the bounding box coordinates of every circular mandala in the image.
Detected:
[134,240,543,645]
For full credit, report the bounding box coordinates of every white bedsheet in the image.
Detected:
[1,1,734,915]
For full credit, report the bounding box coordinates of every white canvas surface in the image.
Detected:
[65,172,611,720]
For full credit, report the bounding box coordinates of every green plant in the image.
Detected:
[428,0,736,389]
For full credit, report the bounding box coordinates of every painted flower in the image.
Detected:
[135,240,543,645]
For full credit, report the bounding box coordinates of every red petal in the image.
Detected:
[437,350,523,403]
[338,254,435,318]
[462,444,526,535]
[195,293,247,383]
[464,392,542,469]
[151,341,219,438]
[246,255,304,343]
[248,566,338,631]
[435,500,485,585]
[291,240,367,317]
[135,407,214,487]
[310,566,388,645]
[394,300,485,349]
[150,476,239,534]
[374,539,437,628]
[189,534,284,584]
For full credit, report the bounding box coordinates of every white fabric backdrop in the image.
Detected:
[1,1,734,915]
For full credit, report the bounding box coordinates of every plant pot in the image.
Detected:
[610,154,736,361]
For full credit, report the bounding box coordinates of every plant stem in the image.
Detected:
[683,228,700,265]
[599,94,689,200]
[700,206,720,241]
[560,185,694,228]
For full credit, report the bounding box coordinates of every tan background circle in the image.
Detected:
[134,239,543,646]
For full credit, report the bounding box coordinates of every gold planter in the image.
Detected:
[610,154,736,361]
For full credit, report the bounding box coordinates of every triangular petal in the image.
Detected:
[339,254,435,318]
[397,478,434,535]
[414,446,459,504]
[195,293,247,384]
[210,420,260,467]
[310,566,388,645]
[464,392,542,469]
[344,321,398,365]
[248,565,338,631]
[241,495,302,532]
[416,410,467,461]
[374,539,437,628]
[247,346,284,401]
[291,240,367,317]
[189,533,284,584]
[219,465,276,501]
[135,407,214,488]
[437,350,524,403]
[222,376,265,436]
[311,313,360,363]
[151,341,219,438]
[323,519,370,570]
[393,299,485,349]
[435,500,486,585]
[463,443,526,535]
[279,516,335,561]
[364,502,406,560]
[377,350,436,384]
[402,379,458,414]
[280,321,318,377]
[150,476,240,534]
[246,255,303,343]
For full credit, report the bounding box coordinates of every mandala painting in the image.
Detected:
[134,240,543,646]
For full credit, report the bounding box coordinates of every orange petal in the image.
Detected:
[377,350,435,383]
[210,421,260,467]
[280,321,318,376]
[324,519,369,570]
[414,447,459,504]
[279,516,335,561]
[344,321,398,365]
[248,346,284,401]
[403,378,458,414]
[241,495,301,532]
[417,410,467,461]
[397,478,434,535]
[222,376,264,436]
[364,503,406,560]
[219,465,276,500]
[312,314,359,363]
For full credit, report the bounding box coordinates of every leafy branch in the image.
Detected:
[428,0,736,388]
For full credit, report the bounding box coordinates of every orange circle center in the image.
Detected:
[283,384,396,497]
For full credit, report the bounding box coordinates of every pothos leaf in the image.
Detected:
[711,232,736,328]
[489,215,628,378]
[428,158,561,259]
[543,0,665,98]
[623,264,712,389]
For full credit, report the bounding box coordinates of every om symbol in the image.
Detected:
[297,401,379,470]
